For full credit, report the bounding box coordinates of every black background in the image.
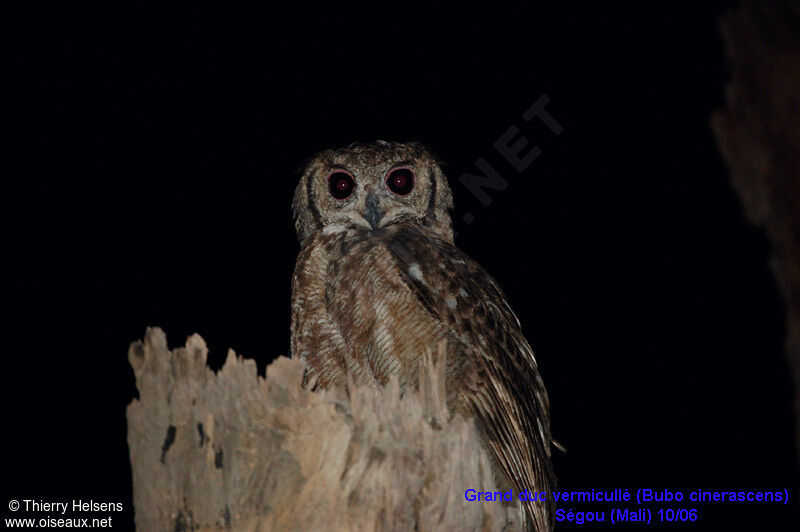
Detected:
[6,2,799,530]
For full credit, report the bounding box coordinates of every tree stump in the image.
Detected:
[127,327,522,531]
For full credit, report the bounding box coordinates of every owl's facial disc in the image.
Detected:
[322,163,424,232]
[294,142,455,245]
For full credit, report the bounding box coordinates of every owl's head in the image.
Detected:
[292,141,454,246]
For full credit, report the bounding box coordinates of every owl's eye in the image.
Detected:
[328,171,355,200]
[386,167,415,196]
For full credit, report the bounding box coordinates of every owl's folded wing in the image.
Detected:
[385,225,556,531]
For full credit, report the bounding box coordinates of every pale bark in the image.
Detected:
[127,327,523,531]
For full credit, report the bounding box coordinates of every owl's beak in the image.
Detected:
[364,190,384,229]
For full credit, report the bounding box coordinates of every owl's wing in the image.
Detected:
[384,224,556,531]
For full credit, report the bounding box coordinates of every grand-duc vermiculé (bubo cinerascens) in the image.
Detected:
[290,140,556,531]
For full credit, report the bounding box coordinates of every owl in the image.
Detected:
[290,141,555,531]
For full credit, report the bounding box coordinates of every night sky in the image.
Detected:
[7,2,798,529]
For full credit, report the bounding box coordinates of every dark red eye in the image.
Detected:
[386,167,415,196]
[328,171,355,200]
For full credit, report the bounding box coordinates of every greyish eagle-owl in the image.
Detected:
[290,140,556,531]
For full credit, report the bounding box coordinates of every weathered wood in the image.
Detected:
[127,328,523,531]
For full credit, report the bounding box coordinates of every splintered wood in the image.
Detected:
[127,328,521,531]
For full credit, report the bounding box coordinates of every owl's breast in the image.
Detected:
[291,224,476,391]
[326,229,452,388]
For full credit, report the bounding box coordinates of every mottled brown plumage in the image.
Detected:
[290,141,555,530]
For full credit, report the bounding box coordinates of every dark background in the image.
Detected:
[6,2,798,530]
